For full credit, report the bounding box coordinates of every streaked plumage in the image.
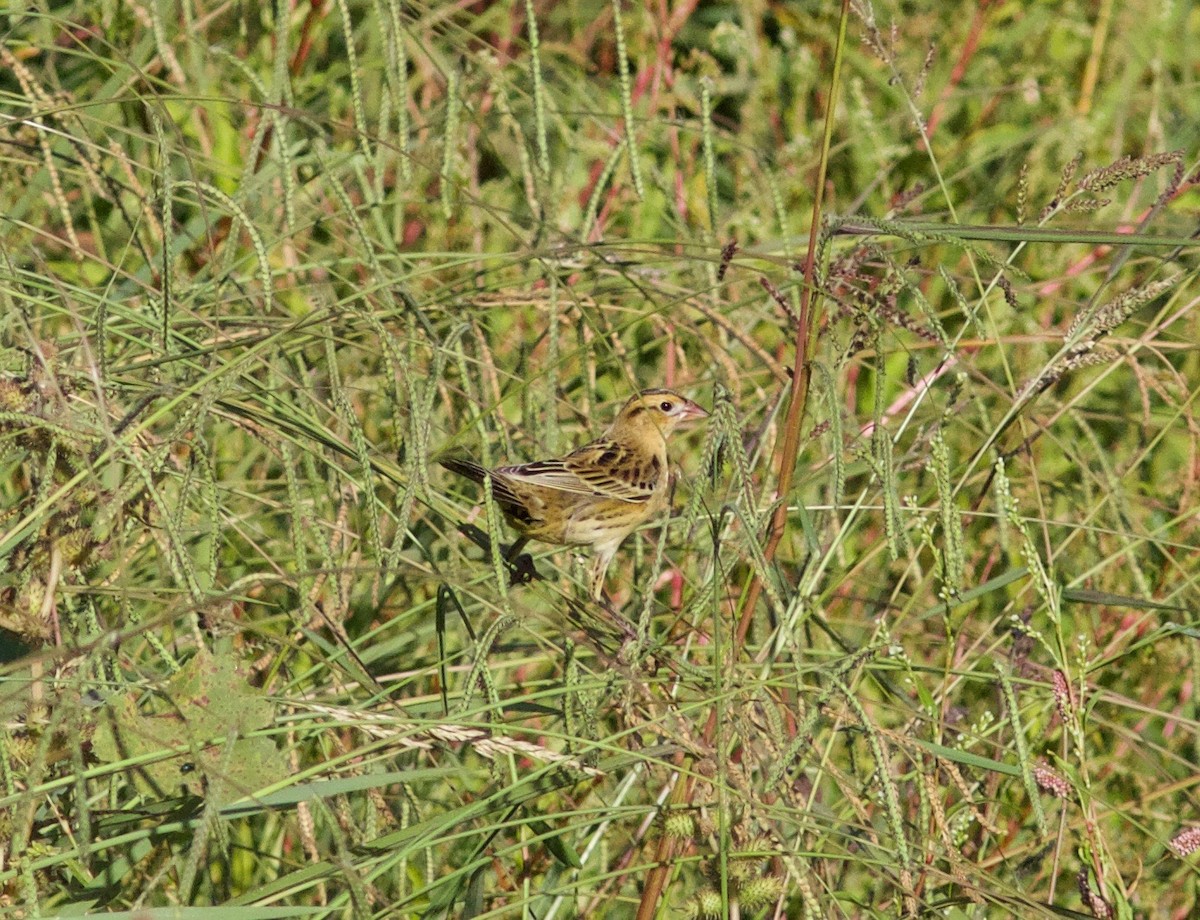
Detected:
[440,388,708,599]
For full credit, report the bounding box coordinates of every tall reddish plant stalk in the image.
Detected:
[734,1,849,647]
[634,4,851,917]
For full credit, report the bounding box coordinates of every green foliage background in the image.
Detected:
[1,0,1198,917]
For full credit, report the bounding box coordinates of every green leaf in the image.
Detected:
[529,818,583,869]
[904,737,1020,776]
[91,650,284,805]
[1061,588,1187,612]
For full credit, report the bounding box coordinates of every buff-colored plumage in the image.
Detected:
[440,388,708,599]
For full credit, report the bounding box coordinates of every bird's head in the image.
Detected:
[609,388,709,440]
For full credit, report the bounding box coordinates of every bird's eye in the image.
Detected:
[660,400,674,412]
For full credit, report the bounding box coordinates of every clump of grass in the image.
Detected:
[1,1,1198,918]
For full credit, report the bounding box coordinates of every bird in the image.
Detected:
[439,388,708,600]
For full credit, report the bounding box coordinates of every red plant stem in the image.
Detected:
[926,0,995,140]
[734,0,849,648]
[634,5,851,917]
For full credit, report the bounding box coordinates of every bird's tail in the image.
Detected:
[440,455,530,524]
[437,455,490,484]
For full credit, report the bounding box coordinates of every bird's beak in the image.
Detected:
[679,400,709,422]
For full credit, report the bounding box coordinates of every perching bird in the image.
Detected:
[439,388,708,599]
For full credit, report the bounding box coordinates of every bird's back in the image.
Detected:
[439,442,664,547]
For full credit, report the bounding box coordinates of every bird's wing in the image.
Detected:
[497,440,662,503]
[494,458,602,497]
[498,441,655,503]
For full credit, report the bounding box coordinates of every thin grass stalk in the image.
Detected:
[581,143,623,243]
[700,77,718,236]
[331,0,370,161]
[522,0,551,179]
[610,0,643,200]
[440,67,461,221]
[154,110,172,358]
[997,664,1050,838]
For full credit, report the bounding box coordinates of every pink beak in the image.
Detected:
[678,400,709,422]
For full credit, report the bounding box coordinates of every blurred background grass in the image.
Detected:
[1,0,1198,916]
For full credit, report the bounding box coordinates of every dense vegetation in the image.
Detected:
[2,1,1198,916]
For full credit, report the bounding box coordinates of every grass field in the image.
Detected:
[2,0,1199,916]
